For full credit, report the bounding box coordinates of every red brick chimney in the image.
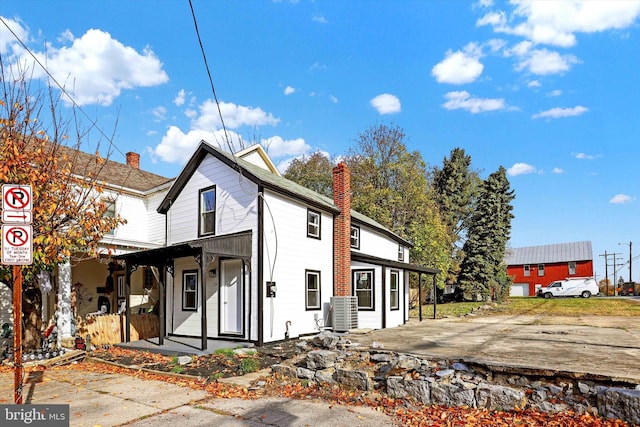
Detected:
[126,152,140,169]
[333,162,351,297]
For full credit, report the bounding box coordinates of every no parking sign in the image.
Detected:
[1,184,33,265]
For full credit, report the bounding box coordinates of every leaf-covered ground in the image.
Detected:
[1,344,631,426]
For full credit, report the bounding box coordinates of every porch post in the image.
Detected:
[432,273,437,320]
[56,261,73,340]
[158,262,165,346]
[418,273,423,322]
[125,263,132,342]
[199,248,207,351]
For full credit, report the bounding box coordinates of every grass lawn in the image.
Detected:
[410,297,640,319]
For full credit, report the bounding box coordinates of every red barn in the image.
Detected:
[504,241,594,297]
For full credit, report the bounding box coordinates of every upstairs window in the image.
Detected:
[199,186,216,236]
[568,261,576,275]
[398,245,405,262]
[538,264,545,277]
[350,225,360,249]
[103,199,116,235]
[307,209,321,239]
[524,265,531,277]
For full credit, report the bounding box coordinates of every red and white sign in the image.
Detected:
[2,184,32,211]
[1,225,33,265]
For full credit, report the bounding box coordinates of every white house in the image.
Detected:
[115,142,438,348]
[1,147,173,341]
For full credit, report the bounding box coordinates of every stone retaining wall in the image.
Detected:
[271,332,640,425]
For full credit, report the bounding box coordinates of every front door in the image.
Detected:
[220,259,244,336]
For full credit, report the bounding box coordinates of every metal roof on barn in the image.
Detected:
[504,241,593,265]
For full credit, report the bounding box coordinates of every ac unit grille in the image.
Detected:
[331,296,358,332]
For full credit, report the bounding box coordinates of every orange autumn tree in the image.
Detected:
[0,66,126,350]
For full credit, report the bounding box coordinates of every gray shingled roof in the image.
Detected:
[159,141,411,246]
[504,241,593,265]
[59,145,173,192]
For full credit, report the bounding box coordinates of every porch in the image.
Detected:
[116,335,254,357]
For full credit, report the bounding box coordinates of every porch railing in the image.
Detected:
[78,313,159,347]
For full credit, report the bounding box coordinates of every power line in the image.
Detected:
[187,0,234,155]
[0,16,127,160]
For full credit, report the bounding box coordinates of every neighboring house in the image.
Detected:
[505,241,594,297]
[115,142,437,348]
[1,147,173,340]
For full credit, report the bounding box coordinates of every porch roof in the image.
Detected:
[351,252,439,275]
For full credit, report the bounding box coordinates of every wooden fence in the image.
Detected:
[77,313,159,347]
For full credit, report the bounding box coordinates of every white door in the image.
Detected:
[510,283,529,297]
[220,259,243,335]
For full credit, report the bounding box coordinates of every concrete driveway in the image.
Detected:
[347,314,640,384]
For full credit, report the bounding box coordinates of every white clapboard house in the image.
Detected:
[115,142,438,348]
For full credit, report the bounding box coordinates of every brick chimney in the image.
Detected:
[126,152,140,169]
[333,162,351,297]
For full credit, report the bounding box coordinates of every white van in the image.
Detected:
[536,277,599,299]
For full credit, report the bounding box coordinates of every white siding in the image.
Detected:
[170,257,203,337]
[167,155,259,245]
[146,187,170,245]
[352,262,383,329]
[260,190,334,342]
[356,225,403,261]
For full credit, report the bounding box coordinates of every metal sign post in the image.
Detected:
[1,184,32,405]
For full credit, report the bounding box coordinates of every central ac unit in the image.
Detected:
[331,296,358,332]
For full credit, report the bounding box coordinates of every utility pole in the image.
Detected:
[610,253,623,296]
[600,251,609,296]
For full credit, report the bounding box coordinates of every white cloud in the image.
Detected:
[516,48,579,75]
[432,43,484,84]
[574,152,597,160]
[261,135,310,158]
[312,15,328,24]
[547,89,562,97]
[284,86,296,95]
[0,17,29,56]
[329,95,338,104]
[507,162,537,176]
[609,194,633,204]
[370,93,401,114]
[192,100,280,130]
[552,167,564,174]
[479,1,640,47]
[527,80,541,88]
[532,105,588,119]
[15,28,168,106]
[442,91,506,113]
[151,106,167,121]
[174,89,186,106]
[477,11,506,27]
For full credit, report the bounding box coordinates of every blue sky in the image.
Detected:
[1,0,639,283]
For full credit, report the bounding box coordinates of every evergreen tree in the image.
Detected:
[457,166,514,300]
[431,148,479,283]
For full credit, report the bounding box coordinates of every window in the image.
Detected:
[538,264,545,277]
[524,265,530,277]
[103,199,116,235]
[116,275,125,298]
[182,270,198,311]
[199,186,216,236]
[353,270,374,310]
[398,245,404,262]
[307,209,321,239]
[143,268,155,290]
[305,270,321,310]
[390,270,399,310]
[350,225,360,249]
[568,261,576,275]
